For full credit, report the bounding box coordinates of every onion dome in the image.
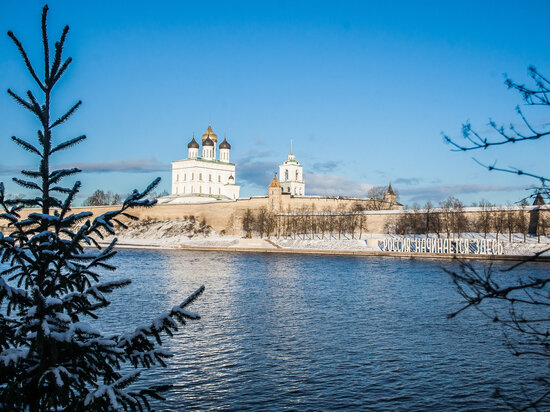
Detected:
[201,122,218,144]
[203,137,214,147]
[219,137,231,150]
[187,137,199,149]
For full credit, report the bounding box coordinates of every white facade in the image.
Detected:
[170,123,240,201]
[279,139,305,196]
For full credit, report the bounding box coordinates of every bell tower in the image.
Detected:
[278,138,305,196]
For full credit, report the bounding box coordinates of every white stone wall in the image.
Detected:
[187,147,198,159]
[219,148,230,163]
[172,159,240,200]
[202,146,214,160]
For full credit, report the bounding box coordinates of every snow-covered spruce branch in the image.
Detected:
[1,6,204,410]
[84,370,172,411]
[118,285,205,368]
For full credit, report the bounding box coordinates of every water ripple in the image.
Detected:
[92,249,550,410]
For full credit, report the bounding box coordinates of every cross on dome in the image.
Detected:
[201,121,218,143]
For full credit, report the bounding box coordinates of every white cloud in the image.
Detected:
[399,183,529,202]
[305,173,373,196]
[55,157,170,173]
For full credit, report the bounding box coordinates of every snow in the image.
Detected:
[0,277,28,299]
[0,348,28,366]
[272,233,550,256]
[55,312,71,322]
[41,366,71,387]
[45,297,62,307]
[42,320,51,335]
[97,218,550,256]
[84,384,118,409]
[100,218,239,249]
[171,306,199,319]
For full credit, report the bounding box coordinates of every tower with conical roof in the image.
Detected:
[278,138,305,196]
[268,173,283,211]
[533,190,546,206]
[383,183,397,204]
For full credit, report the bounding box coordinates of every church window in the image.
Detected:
[199,173,202,181]
[218,175,221,183]
[296,170,299,180]
[176,174,179,182]
[184,174,186,181]
[192,173,194,180]
[285,169,288,180]
[209,174,212,182]
[200,186,202,194]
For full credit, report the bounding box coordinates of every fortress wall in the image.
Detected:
[5,201,547,237]
[276,195,401,212]
[276,206,548,236]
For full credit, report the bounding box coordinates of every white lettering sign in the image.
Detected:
[379,238,503,255]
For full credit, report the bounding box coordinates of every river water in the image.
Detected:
[95,249,549,410]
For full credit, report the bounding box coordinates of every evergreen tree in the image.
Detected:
[0,6,203,411]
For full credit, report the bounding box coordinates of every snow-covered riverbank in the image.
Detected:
[102,219,240,249]
[101,219,550,257]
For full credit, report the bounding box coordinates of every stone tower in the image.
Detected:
[383,183,397,205]
[268,174,282,212]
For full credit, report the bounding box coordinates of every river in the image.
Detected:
[94,249,549,410]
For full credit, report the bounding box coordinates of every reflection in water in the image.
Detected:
[93,250,549,410]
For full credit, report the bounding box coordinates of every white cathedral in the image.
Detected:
[167,123,240,203]
[161,123,305,204]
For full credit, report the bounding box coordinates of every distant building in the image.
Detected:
[278,139,305,196]
[165,123,240,204]
[533,190,546,206]
[384,183,397,204]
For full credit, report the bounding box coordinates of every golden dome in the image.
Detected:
[201,122,218,144]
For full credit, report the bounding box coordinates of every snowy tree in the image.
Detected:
[0,6,203,411]
[83,190,123,206]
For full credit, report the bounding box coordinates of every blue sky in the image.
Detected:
[1,1,549,206]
